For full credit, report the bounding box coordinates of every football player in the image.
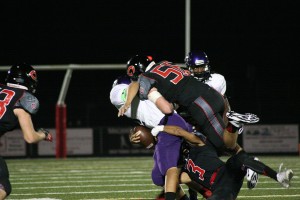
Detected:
[0,63,53,200]
[110,58,192,200]
[184,50,260,193]
[151,125,294,199]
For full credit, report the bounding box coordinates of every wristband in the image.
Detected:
[39,128,49,139]
[148,91,162,103]
[151,125,164,137]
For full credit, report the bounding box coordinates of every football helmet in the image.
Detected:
[5,63,38,93]
[185,51,211,81]
[126,55,154,81]
[112,74,131,88]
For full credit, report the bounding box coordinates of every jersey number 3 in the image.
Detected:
[186,159,206,181]
[0,89,15,119]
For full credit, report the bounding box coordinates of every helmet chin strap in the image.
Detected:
[7,83,28,90]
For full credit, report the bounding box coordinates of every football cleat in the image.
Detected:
[246,157,260,189]
[228,120,244,134]
[226,111,259,124]
[277,163,294,188]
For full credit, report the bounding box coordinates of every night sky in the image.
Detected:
[0,1,299,128]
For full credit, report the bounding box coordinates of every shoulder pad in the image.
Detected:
[17,92,40,114]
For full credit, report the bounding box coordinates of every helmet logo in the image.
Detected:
[28,70,37,81]
[127,65,135,77]
[195,59,205,65]
[31,102,37,110]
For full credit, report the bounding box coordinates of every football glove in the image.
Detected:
[39,128,53,142]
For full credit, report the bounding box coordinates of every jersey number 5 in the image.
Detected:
[0,89,15,119]
[151,63,184,84]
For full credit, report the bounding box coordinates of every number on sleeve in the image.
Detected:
[0,89,15,119]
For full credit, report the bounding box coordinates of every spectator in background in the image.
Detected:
[0,63,53,200]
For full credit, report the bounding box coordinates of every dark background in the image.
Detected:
[0,1,299,128]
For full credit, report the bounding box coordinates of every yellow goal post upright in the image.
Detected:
[0,64,124,158]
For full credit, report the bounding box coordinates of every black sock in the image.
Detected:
[236,150,278,181]
[262,165,278,181]
[188,188,197,200]
[165,192,176,200]
[180,194,190,200]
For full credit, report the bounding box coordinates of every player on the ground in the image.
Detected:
[151,125,294,199]
[110,57,192,200]
[0,63,53,200]
[184,50,259,192]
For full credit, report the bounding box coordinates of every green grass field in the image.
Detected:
[5,156,300,200]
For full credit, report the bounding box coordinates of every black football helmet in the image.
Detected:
[185,51,211,81]
[126,55,154,81]
[5,63,38,93]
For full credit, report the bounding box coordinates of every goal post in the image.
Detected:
[53,64,125,158]
[0,1,193,157]
[1,63,186,158]
[0,64,125,158]
[55,68,72,158]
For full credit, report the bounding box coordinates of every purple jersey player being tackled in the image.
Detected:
[110,56,193,200]
[0,63,53,200]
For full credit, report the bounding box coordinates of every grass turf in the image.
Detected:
[5,156,300,200]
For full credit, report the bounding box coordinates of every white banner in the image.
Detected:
[0,130,26,156]
[243,124,299,153]
[38,128,93,156]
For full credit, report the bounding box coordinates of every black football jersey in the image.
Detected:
[139,61,212,106]
[0,84,39,136]
[185,145,225,189]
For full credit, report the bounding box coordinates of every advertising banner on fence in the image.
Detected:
[0,130,26,156]
[38,128,93,156]
[243,124,299,153]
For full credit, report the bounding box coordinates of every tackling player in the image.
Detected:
[119,55,258,154]
[0,63,53,199]
[151,125,294,199]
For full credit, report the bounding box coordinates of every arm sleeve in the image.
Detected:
[138,75,155,100]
